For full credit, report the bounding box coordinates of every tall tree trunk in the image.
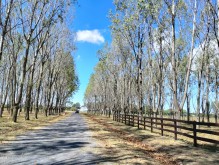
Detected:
[49,90,55,115]
[12,42,30,122]
[0,0,14,61]
[157,27,164,117]
[197,70,202,122]
[35,61,45,119]
[0,84,9,117]
[180,0,197,110]
[171,0,180,118]
[206,55,210,123]
[12,104,19,123]
[25,52,37,120]
[215,69,218,123]
[0,68,7,117]
[25,72,31,120]
[186,93,190,121]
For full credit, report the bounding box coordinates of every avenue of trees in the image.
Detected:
[0,0,79,122]
[85,0,219,123]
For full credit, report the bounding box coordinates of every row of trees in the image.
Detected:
[0,0,79,122]
[85,0,219,123]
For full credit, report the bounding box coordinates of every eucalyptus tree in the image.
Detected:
[6,24,23,117]
[110,0,150,114]
[0,0,79,122]
[212,57,219,122]
[53,51,78,115]
[191,1,215,122]
[204,0,219,122]
[85,0,218,123]
[12,0,52,121]
[34,27,52,119]
[112,35,134,114]
[84,74,96,112]
[160,0,194,118]
[0,0,15,62]
[85,39,128,115]
[97,44,111,114]
[104,37,134,114]
[0,52,10,117]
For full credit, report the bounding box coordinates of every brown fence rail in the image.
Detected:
[108,111,219,147]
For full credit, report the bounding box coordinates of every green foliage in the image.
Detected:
[72,102,80,111]
[64,52,79,95]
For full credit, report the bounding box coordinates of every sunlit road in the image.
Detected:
[0,113,102,165]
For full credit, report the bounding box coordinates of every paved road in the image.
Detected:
[0,113,102,165]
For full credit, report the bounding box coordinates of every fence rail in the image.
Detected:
[108,111,219,147]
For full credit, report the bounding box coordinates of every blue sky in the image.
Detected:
[71,0,115,105]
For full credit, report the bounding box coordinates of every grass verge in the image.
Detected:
[0,111,72,143]
[83,114,176,165]
[83,114,219,165]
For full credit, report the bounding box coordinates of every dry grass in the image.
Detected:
[120,115,219,145]
[83,114,178,165]
[0,111,72,143]
[137,118,219,145]
[84,114,219,165]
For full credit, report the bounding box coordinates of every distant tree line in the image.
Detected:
[71,102,81,111]
[0,0,79,122]
[85,0,219,123]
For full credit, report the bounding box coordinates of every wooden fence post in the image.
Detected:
[129,114,130,125]
[138,115,140,129]
[193,121,197,147]
[161,118,163,136]
[144,117,146,130]
[174,120,177,140]
[125,113,127,125]
[132,114,134,126]
[117,111,119,122]
[151,118,153,132]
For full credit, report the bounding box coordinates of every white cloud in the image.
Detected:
[76,55,81,61]
[76,29,105,44]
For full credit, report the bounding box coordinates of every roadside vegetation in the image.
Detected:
[0,111,72,143]
[84,114,219,165]
[85,0,219,125]
[0,1,78,123]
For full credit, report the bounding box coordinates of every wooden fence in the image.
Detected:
[109,111,219,147]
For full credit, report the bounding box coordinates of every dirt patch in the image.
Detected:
[83,114,219,165]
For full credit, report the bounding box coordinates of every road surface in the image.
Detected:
[0,113,102,165]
